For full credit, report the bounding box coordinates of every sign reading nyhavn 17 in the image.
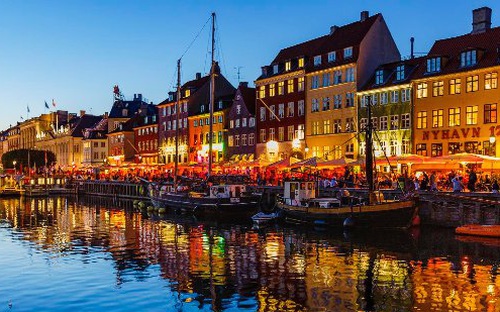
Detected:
[421,127,481,141]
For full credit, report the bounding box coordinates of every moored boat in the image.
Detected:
[455,224,500,238]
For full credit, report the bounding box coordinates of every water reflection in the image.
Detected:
[0,197,498,311]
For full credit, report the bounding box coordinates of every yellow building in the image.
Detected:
[305,12,400,160]
[413,8,500,157]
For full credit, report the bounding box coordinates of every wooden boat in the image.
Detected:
[455,224,500,238]
[276,181,416,228]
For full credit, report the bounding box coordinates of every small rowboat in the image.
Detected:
[455,224,500,238]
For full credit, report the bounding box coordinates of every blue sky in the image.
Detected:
[0,0,499,130]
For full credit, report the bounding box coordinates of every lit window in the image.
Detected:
[258,86,265,98]
[269,84,275,97]
[287,79,294,93]
[448,108,461,126]
[417,83,428,98]
[449,79,461,94]
[298,77,305,91]
[278,81,284,95]
[298,58,304,68]
[432,109,443,128]
[390,115,399,130]
[484,104,497,123]
[466,106,478,125]
[285,61,291,71]
[432,81,444,96]
[466,75,479,92]
[417,111,427,129]
[485,72,498,90]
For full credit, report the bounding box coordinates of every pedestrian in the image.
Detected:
[429,171,438,192]
[492,180,499,194]
[452,175,465,193]
[467,169,477,192]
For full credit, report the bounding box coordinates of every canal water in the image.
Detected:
[0,197,499,312]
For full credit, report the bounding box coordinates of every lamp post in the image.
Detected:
[13,160,17,174]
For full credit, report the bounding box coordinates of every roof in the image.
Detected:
[414,26,500,78]
[157,75,211,106]
[109,97,152,118]
[238,85,256,115]
[187,70,236,116]
[360,56,426,91]
[70,115,104,138]
[108,115,140,134]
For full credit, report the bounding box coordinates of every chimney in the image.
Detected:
[80,110,86,117]
[330,25,339,35]
[360,11,369,22]
[104,112,108,119]
[472,7,492,34]
[136,93,142,101]
[196,72,202,79]
[239,81,248,88]
[410,37,415,59]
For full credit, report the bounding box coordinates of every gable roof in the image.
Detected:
[70,115,104,138]
[239,85,256,115]
[360,56,425,91]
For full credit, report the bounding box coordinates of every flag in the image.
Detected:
[52,99,56,107]
[27,105,30,113]
[44,101,49,109]
[20,116,24,120]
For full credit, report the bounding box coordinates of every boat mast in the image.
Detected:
[365,96,374,204]
[208,12,215,178]
[174,59,181,190]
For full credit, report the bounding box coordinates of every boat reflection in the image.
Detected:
[0,197,498,311]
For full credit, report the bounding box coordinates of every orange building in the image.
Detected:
[413,7,500,158]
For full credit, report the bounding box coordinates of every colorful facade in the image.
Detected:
[413,7,500,157]
[227,83,256,162]
[133,113,159,165]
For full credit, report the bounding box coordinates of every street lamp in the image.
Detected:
[13,160,17,174]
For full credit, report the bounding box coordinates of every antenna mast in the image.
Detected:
[208,12,216,177]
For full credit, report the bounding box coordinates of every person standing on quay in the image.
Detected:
[467,169,477,192]
[452,175,465,193]
[429,171,438,192]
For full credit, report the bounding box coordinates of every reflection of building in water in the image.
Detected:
[412,257,500,311]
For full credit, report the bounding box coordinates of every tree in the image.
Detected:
[1,149,56,171]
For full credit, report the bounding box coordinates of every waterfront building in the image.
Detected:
[227,82,256,163]
[108,93,151,133]
[133,110,159,165]
[357,57,423,170]
[6,124,20,152]
[305,11,400,161]
[107,115,138,166]
[19,114,53,150]
[158,73,208,166]
[187,64,235,164]
[82,116,108,167]
[413,7,500,157]
[0,130,7,164]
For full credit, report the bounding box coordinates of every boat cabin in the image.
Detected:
[308,198,341,208]
[209,184,247,199]
[283,181,316,205]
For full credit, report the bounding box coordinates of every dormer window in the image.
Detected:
[122,109,128,117]
[396,65,405,80]
[344,47,353,58]
[201,105,205,113]
[298,58,304,68]
[426,57,441,73]
[184,89,191,97]
[328,51,336,62]
[460,50,477,67]
[313,55,322,66]
[285,61,291,71]
[273,64,279,74]
[375,70,384,84]
[218,100,223,109]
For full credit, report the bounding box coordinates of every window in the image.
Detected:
[360,118,367,131]
[297,124,304,139]
[323,146,330,159]
[235,119,240,128]
[260,107,266,121]
[431,143,443,157]
[334,70,342,84]
[285,61,291,71]
[417,111,427,129]
[466,75,479,92]
[485,72,498,90]
[466,105,478,125]
[346,118,354,132]
[278,127,284,141]
[432,81,444,96]
[432,109,443,128]
[360,95,369,107]
[322,73,330,87]
[345,67,355,82]
[401,89,411,102]
[344,47,353,58]
[287,125,294,141]
[375,70,384,84]
[273,64,279,74]
[258,86,265,99]
[448,142,461,154]
[234,135,240,147]
[241,117,247,127]
[396,65,405,80]
[287,79,294,93]
[345,93,354,107]
[390,140,398,156]
[371,117,378,130]
[464,142,478,154]
[401,113,410,129]
[460,50,477,67]
[278,104,285,118]
[248,133,255,146]
[426,57,441,73]
[401,139,410,154]
[390,115,399,130]
[278,81,284,95]
[417,83,428,98]
[323,120,331,134]
[311,76,319,89]
[241,134,247,146]
[298,100,305,116]
[298,58,304,68]
[298,77,305,92]
[313,55,321,66]
[416,143,427,156]
[333,119,342,133]
[380,116,388,130]
[311,121,319,135]
[269,128,276,141]
[260,129,266,143]
[322,97,330,111]
[328,51,336,62]
[449,79,461,94]
[390,90,399,103]
[484,104,497,123]
[228,135,233,147]
[287,102,294,117]
[311,98,319,112]
[167,106,171,116]
[380,92,388,104]
[334,94,342,109]
[218,115,223,123]
[249,117,255,127]
[269,105,276,120]
[371,93,378,105]
[269,84,275,96]
[448,108,461,126]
